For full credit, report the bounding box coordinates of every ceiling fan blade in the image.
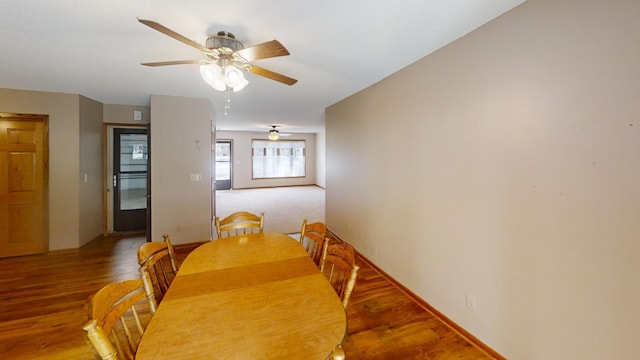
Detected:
[247,65,297,86]
[138,18,211,54]
[141,59,210,67]
[235,40,290,62]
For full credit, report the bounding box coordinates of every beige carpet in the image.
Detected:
[215,185,325,235]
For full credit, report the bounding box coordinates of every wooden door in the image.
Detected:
[0,113,48,258]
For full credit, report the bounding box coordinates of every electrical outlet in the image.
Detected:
[465,293,476,312]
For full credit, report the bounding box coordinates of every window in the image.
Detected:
[252,140,305,179]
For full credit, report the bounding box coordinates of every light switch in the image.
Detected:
[133,110,142,121]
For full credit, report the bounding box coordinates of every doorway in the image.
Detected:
[215,140,232,190]
[0,113,48,258]
[112,127,148,232]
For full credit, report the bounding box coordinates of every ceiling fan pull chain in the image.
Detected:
[224,88,231,115]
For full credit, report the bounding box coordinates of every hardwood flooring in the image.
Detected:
[0,235,496,359]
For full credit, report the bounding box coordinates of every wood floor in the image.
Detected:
[0,235,496,360]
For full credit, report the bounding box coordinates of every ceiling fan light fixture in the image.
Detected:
[231,76,249,92]
[200,64,226,91]
[224,65,248,91]
[268,126,280,141]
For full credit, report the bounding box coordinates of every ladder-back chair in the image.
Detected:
[137,234,178,312]
[83,279,153,360]
[299,219,327,267]
[320,241,360,309]
[215,211,264,239]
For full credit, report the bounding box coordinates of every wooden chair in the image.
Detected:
[137,234,178,312]
[320,241,360,309]
[83,279,153,360]
[215,211,264,239]
[299,218,327,266]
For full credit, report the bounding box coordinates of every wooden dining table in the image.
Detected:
[135,232,347,359]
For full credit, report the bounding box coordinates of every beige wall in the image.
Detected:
[79,96,104,247]
[215,130,317,189]
[104,104,150,124]
[0,88,82,250]
[326,0,640,358]
[0,90,213,249]
[150,95,214,244]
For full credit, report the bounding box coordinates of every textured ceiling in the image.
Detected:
[0,0,525,133]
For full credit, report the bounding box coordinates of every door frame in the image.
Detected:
[103,123,149,236]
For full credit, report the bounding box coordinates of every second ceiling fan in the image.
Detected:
[138,19,298,91]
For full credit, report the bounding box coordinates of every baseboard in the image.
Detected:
[47,247,80,255]
[225,184,323,191]
[354,253,506,360]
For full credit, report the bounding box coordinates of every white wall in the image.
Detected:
[150,95,214,244]
[326,0,640,358]
[215,130,317,189]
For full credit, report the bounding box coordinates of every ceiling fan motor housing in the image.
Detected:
[206,32,245,54]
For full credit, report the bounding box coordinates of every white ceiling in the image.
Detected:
[0,0,525,133]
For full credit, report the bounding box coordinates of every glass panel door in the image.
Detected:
[114,128,148,232]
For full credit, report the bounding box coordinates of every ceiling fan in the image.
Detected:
[267,125,292,140]
[137,19,298,91]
